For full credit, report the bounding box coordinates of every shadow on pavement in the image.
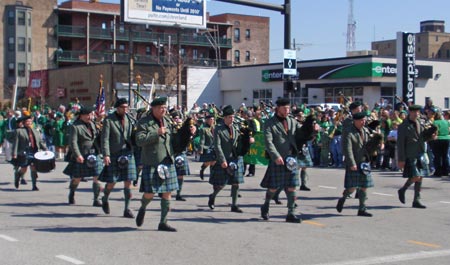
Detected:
[12,212,98,218]
[35,226,136,233]
[4,202,71,207]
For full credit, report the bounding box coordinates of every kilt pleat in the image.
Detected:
[199,149,216,162]
[344,168,374,188]
[260,161,299,189]
[63,155,104,178]
[98,152,137,183]
[403,157,430,178]
[175,153,190,176]
[139,163,178,193]
[297,149,313,168]
[209,157,244,186]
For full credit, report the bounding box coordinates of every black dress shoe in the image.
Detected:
[285,213,302,223]
[68,193,75,205]
[336,198,345,213]
[208,194,215,209]
[260,205,269,220]
[199,168,205,180]
[20,178,27,185]
[101,197,110,213]
[123,209,134,218]
[231,205,243,213]
[300,185,311,191]
[357,210,373,217]
[93,200,102,207]
[273,198,283,205]
[246,173,254,177]
[136,208,146,227]
[398,189,406,204]
[412,201,426,209]
[32,186,39,191]
[158,223,177,232]
[14,175,20,189]
[176,195,186,201]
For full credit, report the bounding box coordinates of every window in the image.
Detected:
[8,63,15,77]
[17,11,25,25]
[447,50,450,59]
[180,48,186,57]
[417,36,421,43]
[8,37,15,51]
[18,37,26,52]
[445,97,449,109]
[119,44,125,51]
[28,38,31,52]
[245,51,250,61]
[18,63,25,77]
[253,89,273,104]
[28,13,31,26]
[245,29,250,39]
[8,11,14,25]
[28,63,31,72]
[380,87,395,106]
[234,50,240,63]
[193,49,198,60]
[145,46,151,55]
[102,22,107,30]
[437,50,442,58]
[234,28,240,42]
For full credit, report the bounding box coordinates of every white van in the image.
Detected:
[306,103,342,112]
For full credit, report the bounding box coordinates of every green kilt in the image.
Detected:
[403,157,430,178]
[209,157,244,186]
[344,167,374,189]
[297,149,313,168]
[98,152,137,183]
[139,163,178,193]
[199,148,216,162]
[15,153,35,168]
[133,146,143,167]
[261,161,299,189]
[175,153,190,176]
[63,155,104,178]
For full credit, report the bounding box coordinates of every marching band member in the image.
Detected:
[100,98,137,218]
[198,114,216,180]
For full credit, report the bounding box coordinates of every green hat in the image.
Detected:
[222,105,234,116]
[408,104,422,111]
[275,98,290,106]
[78,106,95,115]
[114,98,128,108]
[150,97,167,107]
[352,112,367,120]
[349,101,362,110]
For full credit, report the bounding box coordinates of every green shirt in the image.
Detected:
[434,119,450,140]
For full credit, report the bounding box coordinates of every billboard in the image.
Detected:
[396,32,416,104]
[122,0,206,29]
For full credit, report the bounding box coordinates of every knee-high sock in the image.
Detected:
[286,190,297,215]
[140,196,152,210]
[341,189,352,201]
[103,184,112,199]
[300,170,307,185]
[177,178,183,196]
[160,198,170,224]
[273,188,282,200]
[92,182,101,200]
[31,171,38,187]
[69,180,79,194]
[358,190,367,211]
[211,185,222,199]
[264,190,275,206]
[231,185,239,206]
[414,181,422,202]
[402,179,414,190]
[124,188,131,210]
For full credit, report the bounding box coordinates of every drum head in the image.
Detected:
[34,151,55,160]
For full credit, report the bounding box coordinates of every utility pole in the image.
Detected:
[128,24,134,107]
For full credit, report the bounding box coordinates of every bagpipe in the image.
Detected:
[172,117,195,154]
[295,115,319,151]
[236,120,252,156]
[422,123,438,142]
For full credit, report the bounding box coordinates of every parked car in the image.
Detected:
[306,103,342,112]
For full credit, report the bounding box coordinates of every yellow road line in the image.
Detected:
[407,240,441,248]
[303,220,326,227]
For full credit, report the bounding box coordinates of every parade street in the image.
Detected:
[1,158,449,265]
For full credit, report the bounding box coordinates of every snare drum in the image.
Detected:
[34,151,56,173]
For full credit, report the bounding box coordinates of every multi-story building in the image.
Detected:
[0,0,57,103]
[372,20,450,60]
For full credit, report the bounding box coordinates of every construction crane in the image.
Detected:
[346,0,356,52]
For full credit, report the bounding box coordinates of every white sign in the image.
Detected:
[283,49,297,76]
[123,0,207,29]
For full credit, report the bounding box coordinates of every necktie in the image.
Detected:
[282,119,288,133]
[27,128,36,149]
[229,126,233,139]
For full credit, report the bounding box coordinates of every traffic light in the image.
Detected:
[284,80,299,92]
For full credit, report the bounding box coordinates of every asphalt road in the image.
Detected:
[0,158,449,265]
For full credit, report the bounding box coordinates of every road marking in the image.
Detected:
[55,255,85,265]
[303,220,326,227]
[439,201,450,204]
[407,240,441,248]
[318,185,337,189]
[0,234,18,242]
[314,249,450,265]
[372,192,394,197]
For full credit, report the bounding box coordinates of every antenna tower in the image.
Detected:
[346,0,356,52]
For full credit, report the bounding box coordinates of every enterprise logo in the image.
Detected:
[372,65,397,75]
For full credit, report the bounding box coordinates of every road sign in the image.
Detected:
[283,49,297,76]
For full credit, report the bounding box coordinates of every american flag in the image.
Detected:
[95,79,106,116]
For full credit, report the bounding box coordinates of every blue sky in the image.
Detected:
[58,0,450,62]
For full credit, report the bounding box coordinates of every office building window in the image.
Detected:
[445,97,449,109]
[18,37,26,52]
[8,63,15,77]
[119,44,125,51]
[193,49,198,60]
[145,46,151,55]
[245,29,251,39]
[102,22,107,30]
[28,38,31,52]
[8,37,15,51]
[18,63,26,77]
[234,50,240,63]
[234,28,240,42]
[8,11,15,25]
[28,13,31,26]
[17,11,25,25]
[180,48,186,57]
[245,51,250,61]
[253,89,272,104]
